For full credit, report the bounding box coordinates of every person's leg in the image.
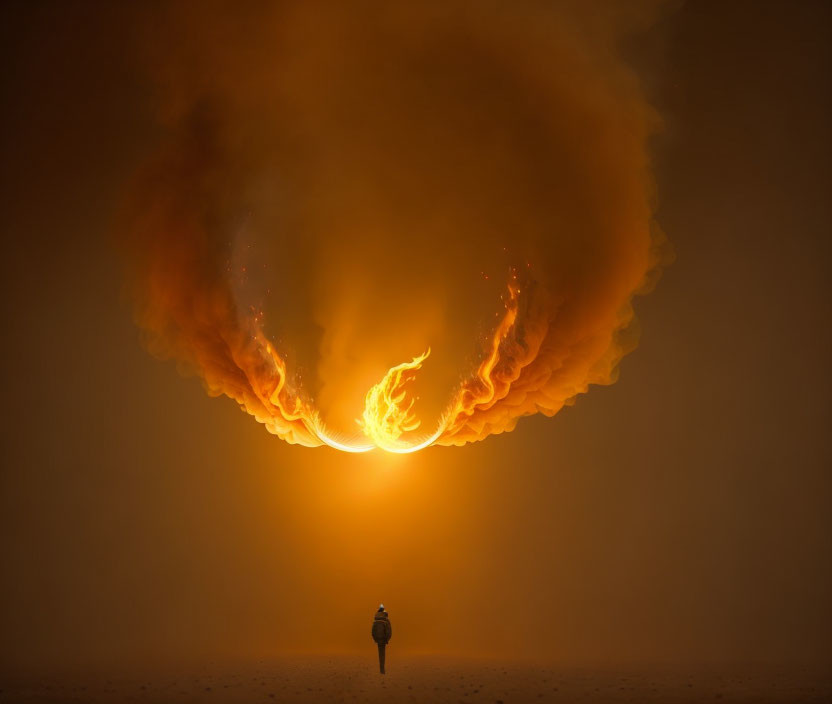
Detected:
[377,643,386,674]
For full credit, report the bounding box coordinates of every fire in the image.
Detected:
[124,0,666,458]
[129,220,643,456]
[356,349,445,454]
[437,282,520,444]
[246,331,324,447]
[312,281,522,454]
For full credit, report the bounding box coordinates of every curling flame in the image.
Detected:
[357,349,434,453]
[438,282,520,441]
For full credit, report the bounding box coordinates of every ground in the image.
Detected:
[1,656,829,703]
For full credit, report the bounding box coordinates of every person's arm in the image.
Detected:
[386,621,392,642]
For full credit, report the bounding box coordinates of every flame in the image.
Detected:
[311,277,521,454]
[437,282,521,443]
[356,349,443,453]
[154,280,524,454]
[245,331,324,447]
[314,280,522,454]
[131,251,651,454]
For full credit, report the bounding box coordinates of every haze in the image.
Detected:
[0,0,830,692]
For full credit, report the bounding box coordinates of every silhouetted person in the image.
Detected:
[371,604,392,674]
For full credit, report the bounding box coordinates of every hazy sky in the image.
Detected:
[1,0,830,673]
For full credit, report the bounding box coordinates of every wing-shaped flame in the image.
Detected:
[125,1,665,457]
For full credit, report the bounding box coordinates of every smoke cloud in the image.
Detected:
[124,0,670,450]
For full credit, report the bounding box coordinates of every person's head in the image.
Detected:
[378,604,385,612]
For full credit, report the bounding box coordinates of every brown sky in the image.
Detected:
[0,0,830,674]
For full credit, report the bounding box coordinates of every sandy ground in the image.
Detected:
[1,656,829,703]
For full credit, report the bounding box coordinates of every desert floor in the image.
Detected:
[1,656,829,703]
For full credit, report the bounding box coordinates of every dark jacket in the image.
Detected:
[372,611,392,644]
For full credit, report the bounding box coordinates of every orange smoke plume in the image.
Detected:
[123,115,323,448]
[123,1,670,453]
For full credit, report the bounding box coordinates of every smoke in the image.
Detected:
[123,0,670,449]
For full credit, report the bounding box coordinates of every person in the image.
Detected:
[371,603,392,674]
